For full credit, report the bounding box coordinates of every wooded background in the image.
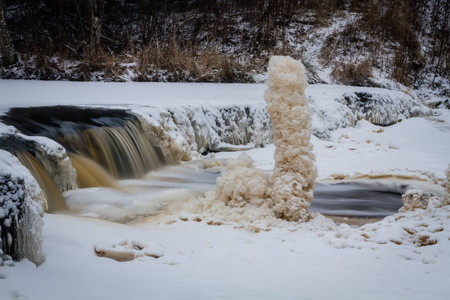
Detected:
[0,0,448,88]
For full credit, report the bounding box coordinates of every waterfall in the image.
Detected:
[1,106,168,211]
[14,150,67,212]
[69,154,119,189]
[62,121,164,179]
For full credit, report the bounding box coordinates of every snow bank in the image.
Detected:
[0,150,45,266]
[266,56,317,222]
[130,85,431,153]
[0,80,430,142]
[328,199,450,261]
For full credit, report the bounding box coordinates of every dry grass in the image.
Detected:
[136,38,255,83]
[331,59,375,86]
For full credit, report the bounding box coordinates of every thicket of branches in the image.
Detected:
[0,0,448,86]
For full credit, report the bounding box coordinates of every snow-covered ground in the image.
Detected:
[0,80,449,299]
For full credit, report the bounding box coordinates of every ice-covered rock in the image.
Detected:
[341,91,429,126]
[0,150,45,266]
[17,134,78,193]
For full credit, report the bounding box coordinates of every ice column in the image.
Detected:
[265,56,317,222]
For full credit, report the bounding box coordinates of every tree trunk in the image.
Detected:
[89,0,105,61]
[0,0,18,66]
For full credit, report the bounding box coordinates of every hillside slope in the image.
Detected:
[0,0,448,103]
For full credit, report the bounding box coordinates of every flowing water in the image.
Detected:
[63,162,222,223]
[1,106,166,179]
[310,182,403,217]
[69,154,119,189]
[63,161,403,223]
[0,136,68,212]
[14,150,68,212]
[1,106,168,212]
[1,106,403,220]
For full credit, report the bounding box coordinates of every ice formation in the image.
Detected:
[399,189,433,212]
[204,56,317,223]
[0,150,45,266]
[215,153,271,208]
[20,135,78,193]
[340,91,430,126]
[306,86,431,140]
[132,105,272,161]
[442,165,450,206]
[329,200,450,254]
[265,56,317,222]
[400,164,450,211]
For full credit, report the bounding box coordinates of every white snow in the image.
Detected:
[0,80,449,299]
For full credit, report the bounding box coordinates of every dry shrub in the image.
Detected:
[137,38,253,83]
[102,56,129,81]
[331,59,374,86]
[391,50,425,87]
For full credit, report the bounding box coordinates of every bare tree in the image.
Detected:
[0,0,17,66]
[89,0,105,60]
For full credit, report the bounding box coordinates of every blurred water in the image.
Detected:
[65,161,402,222]
[64,162,222,223]
[311,183,402,217]
[141,168,403,217]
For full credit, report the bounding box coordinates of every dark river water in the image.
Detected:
[132,165,403,218]
[64,164,403,221]
[311,183,402,217]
